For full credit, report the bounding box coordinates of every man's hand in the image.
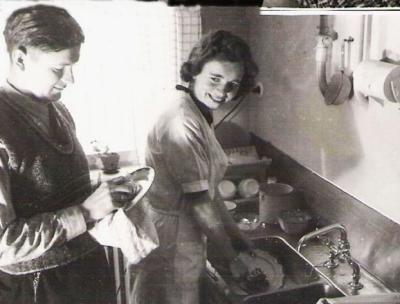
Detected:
[79,182,119,222]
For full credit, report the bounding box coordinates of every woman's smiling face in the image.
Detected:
[192,60,244,110]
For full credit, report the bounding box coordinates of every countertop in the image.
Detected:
[91,165,393,299]
[239,222,392,298]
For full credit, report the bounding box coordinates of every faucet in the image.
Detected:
[297,223,348,252]
[297,223,363,291]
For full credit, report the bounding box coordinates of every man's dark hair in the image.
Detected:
[3,4,84,54]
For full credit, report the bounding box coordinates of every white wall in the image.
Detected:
[0,1,177,165]
[245,10,400,224]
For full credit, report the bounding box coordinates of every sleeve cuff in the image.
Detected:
[182,180,209,193]
[57,206,87,241]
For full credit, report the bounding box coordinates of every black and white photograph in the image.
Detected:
[0,1,400,304]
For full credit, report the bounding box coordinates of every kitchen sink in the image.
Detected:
[205,236,345,304]
[251,236,321,287]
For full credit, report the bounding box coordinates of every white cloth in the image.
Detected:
[89,203,159,264]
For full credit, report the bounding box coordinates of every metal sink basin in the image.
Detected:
[205,236,345,304]
[251,236,320,287]
[242,282,343,304]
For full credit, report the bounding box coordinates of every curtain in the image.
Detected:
[130,5,202,164]
[125,7,202,304]
[174,6,202,84]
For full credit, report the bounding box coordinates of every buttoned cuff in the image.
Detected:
[57,206,87,241]
[182,180,209,193]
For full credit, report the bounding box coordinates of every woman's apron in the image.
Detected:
[132,109,228,304]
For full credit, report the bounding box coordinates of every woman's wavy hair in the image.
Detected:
[180,30,258,98]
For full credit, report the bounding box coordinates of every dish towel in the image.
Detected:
[89,199,159,264]
[317,293,400,304]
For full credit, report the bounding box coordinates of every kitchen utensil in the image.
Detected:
[241,268,269,293]
[238,178,260,198]
[259,182,298,224]
[218,179,237,200]
[278,209,313,235]
[230,249,284,295]
[224,200,237,212]
[235,212,260,231]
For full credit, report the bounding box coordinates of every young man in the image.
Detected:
[0,4,119,303]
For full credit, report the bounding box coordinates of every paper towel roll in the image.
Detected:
[354,60,400,103]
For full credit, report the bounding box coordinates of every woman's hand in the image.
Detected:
[231,234,255,255]
[215,198,256,255]
[229,237,257,281]
[229,255,249,280]
[79,182,119,222]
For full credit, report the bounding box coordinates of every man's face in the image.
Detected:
[18,45,80,101]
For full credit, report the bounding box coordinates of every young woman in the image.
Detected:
[0,5,121,303]
[132,30,259,304]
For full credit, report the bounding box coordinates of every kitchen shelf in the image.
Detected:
[224,158,271,182]
[231,196,258,205]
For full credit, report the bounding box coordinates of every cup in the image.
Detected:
[238,178,260,198]
[259,182,298,224]
[218,179,237,200]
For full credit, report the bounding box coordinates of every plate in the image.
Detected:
[230,249,284,295]
[108,166,154,211]
[125,166,154,210]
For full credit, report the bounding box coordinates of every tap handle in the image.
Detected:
[338,238,350,252]
[320,237,334,248]
[321,238,336,252]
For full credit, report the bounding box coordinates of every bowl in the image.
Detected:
[277,209,312,235]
